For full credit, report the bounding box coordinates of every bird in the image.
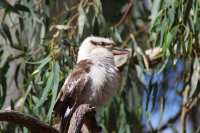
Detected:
[53,36,128,133]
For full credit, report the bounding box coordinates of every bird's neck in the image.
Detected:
[77,50,90,63]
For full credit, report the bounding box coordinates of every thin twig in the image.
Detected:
[180,87,188,133]
[180,108,187,133]
[114,1,133,27]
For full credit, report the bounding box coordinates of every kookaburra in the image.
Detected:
[53,36,128,133]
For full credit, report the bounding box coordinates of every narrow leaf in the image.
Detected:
[2,23,13,46]
[189,58,199,97]
[47,62,60,121]
[36,63,54,108]
[32,57,50,75]
[78,7,87,36]
[14,4,30,12]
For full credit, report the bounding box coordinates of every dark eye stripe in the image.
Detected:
[90,40,99,45]
[91,40,110,46]
[101,42,106,46]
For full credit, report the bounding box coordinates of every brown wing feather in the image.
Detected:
[53,60,92,133]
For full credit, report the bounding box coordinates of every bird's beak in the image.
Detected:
[112,48,130,68]
[112,48,129,56]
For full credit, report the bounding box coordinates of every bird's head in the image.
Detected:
[77,36,128,63]
[77,36,114,62]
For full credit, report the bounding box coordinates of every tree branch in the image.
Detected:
[0,110,59,133]
[114,0,133,27]
[180,89,200,133]
[68,104,101,133]
[0,104,101,133]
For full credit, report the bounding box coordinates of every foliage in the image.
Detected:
[0,0,200,133]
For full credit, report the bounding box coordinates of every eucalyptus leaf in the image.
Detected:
[14,4,30,13]
[0,60,9,109]
[1,23,13,46]
[14,64,21,89]
[47,62,60,121]
[78,6,87,37]
[163,31,173,55]
[150,0,162,29]
[32,57,51,75]
[36,66,54,108]
[189,58,199,98]
[0,0,19,14]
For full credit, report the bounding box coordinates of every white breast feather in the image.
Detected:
[90,64,106,92]
[88,60,119,107]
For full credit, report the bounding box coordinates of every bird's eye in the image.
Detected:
[91,40,105,46]
[90,40,113,47]
[101,42,105,46]
[90,40,99,46]
[102,42,109,46]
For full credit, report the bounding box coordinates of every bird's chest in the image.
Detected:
[89,65,107,90]
[83,64,119,107]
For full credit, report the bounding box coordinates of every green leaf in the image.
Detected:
[36,64,54,108]
[189,58,199,98]
[159,19,167,46]
[114,29,122,42]
[150,0,162,29]
[135,65,145,85]
[47,62,60,121]
[32,57,51,75]
[0,28,7,41]
[14,4,30,13]
[0,60,9,109]
[94,0,102,15]
[0,0,19,14]
[1,23,13,46]
[78,6,87,37]
[163,31,173,55]
[14,64,21,89]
